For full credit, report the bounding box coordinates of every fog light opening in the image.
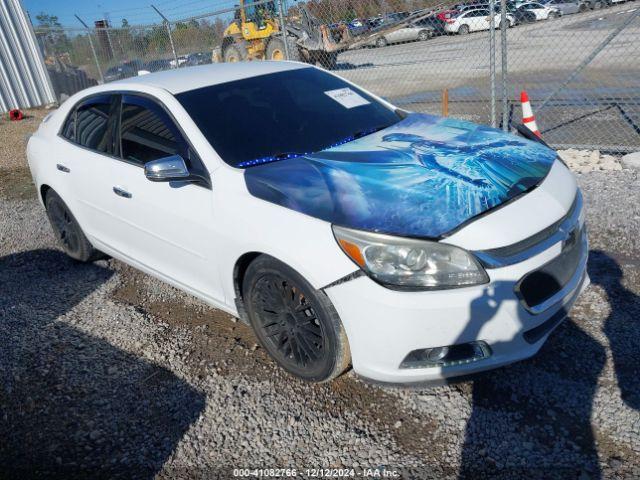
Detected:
[426,346,449,362]
[400,341,492,369]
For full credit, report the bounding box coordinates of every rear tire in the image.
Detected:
[223,43,247,62]
[243,255,351,383]
[266,36,301,61]
[458,24,470,34]
[418,30,431,41]
[45,190,101,262]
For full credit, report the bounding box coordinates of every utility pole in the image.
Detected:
[75,14,104,83]
[500,0,508,131]
[277,0,290,60]
[489,0,496,128]
[151,4,179,68]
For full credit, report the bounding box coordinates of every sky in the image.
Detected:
[22,0,241,27]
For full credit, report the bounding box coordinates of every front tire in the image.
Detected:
[458,24,470,34]
[243,255,351,383]
[375,36,388,47]
[45,190,100,262]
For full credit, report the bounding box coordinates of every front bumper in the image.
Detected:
[325,226,589,384]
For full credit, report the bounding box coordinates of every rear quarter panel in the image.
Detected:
[27,116,73,209]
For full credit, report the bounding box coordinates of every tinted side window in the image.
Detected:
[120,95,186,165]
[76,95,117,154]
[61,110,76,141]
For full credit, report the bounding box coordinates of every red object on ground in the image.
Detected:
[520,91,541,138]
[9,109,23,121]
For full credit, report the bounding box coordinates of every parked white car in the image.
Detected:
[27,62,589,384]
[169,54,189,68]
[519,2,562,19]
[445,8,516,34]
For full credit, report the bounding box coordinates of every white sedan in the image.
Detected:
[28,62,589,384]
[519,2,563,19]
[444,8,516,34]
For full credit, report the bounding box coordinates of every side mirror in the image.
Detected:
[145,155,192,182]
[144,154,212,188]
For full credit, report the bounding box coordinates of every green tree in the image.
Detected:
[35,13,71,55]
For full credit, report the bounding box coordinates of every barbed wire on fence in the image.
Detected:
[31,0,640,153]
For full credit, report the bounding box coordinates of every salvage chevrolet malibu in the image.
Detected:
[27,62,589,384]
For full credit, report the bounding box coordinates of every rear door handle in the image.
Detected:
[56,164,70,173]
[112,186,132,199]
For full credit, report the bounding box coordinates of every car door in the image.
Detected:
[527,3,545,18]
[60,94,124,246]
[390,26,412,43]
[69,92,222,302]
[106,93,221,301]
[471,9,491,30]
[385,27,405,43]
[459,11,476,31]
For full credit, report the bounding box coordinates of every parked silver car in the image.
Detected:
[544,0,589,14]
[368,22,434,47]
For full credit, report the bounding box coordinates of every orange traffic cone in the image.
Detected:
[520,91,540,138]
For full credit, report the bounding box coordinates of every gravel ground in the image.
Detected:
[1,114,639,479]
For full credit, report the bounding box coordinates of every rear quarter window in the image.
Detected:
[61,110,76,141]
[69,94,118,155]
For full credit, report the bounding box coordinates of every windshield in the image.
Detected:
[176,67,401,168]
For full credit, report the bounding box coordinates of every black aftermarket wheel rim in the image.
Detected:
[252,274,326,370]
[49,200,80,253]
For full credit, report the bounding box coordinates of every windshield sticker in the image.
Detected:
[324,88,371,109]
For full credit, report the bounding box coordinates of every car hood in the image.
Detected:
[244,113,558,239]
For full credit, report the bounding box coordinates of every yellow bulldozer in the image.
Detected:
[214,0,348,69]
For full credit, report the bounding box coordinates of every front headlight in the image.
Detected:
[332,225,489,290]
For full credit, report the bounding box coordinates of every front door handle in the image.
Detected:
[56,164,70,173]
[113,186,132,199]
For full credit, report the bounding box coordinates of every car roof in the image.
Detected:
[108,61,309,95]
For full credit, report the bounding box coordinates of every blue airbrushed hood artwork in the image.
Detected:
[244,113,558,238]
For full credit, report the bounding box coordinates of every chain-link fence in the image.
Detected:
[32,0,640,153]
